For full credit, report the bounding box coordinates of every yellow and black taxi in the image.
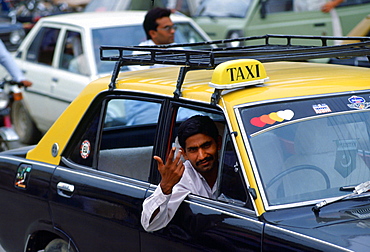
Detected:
[1,35,370,251]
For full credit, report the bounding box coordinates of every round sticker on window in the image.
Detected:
[80,140,90,159]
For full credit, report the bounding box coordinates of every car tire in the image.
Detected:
[11,100,42,145]
[44,238,76,252]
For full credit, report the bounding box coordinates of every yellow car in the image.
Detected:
[1,35,370,251]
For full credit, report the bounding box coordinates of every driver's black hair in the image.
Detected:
[143,7,172,40]
[178,115,219,149]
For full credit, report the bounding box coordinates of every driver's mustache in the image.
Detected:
[196,156,213,166]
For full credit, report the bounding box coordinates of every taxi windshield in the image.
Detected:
[239,94,370,207]
[195,0,252,18]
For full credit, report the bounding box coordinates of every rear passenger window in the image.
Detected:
[60,31,90,75]
[26,27,60,65]
[98,98,161,181]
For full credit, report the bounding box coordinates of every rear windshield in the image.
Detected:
[92,22,210,74]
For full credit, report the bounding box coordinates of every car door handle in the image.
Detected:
[57,182,75,198]
[314,23,326,27]
[52,77,58,82]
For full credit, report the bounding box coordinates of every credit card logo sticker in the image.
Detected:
[347,96,370,110]
[313,104,331,114]
[250,109,294,127]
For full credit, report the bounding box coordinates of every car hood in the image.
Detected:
[262,197,370,250]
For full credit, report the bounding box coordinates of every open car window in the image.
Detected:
[217,128,252,209]
[172,106,250,207]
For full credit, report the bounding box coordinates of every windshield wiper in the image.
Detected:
[312,181,370,212]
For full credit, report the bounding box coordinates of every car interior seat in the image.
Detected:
[283,118,370,200]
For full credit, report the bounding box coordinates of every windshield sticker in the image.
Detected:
[347,95,370,110]
[250,109,294,127]
[312,104,331,114]
[80,140,91,159]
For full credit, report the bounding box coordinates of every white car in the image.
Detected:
[8,11,212,144]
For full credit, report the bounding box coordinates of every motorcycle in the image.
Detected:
[0,78,24,151]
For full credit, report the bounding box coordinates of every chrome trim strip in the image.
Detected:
[24,89,73,104]
[146,184,258,219]
[233,89,370,110]
[56,167,148,191]
[220,97,258,212]
[234,107,269,208]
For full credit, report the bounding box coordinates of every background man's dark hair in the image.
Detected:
[143,7,172,40]
[178,115,219,149]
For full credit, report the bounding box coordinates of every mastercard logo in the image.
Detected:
[250,109,294,127]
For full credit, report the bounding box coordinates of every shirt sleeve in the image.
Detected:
[0,39,25,82]
[141,183,190,232]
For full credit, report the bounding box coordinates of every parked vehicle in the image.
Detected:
[14,0,79,33]
[330,14,370,67]
[84,0,164,12]
[193,0,370,46]
[0,78,24,151]
[5,11,212,144]
[0,35,369,251]
[84,0,199,16]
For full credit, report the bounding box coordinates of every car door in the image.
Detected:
[49,94,163,251]
[0,157,55,252]
[140,102,263,251]
[47,27,93,129]
[18,25,92,133]
[248,0,333,38]
[18,25,62,131]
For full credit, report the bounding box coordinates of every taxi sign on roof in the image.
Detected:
[209,59,269,89]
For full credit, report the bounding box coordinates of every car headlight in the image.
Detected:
[10,29,25,45]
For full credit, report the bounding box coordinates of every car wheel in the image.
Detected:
[44,239,76,252]
[11,100,42,145]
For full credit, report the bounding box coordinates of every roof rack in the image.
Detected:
[100,34,370,104]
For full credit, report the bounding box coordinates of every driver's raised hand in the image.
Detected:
[153,147,185,195]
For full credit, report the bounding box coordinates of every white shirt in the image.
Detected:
[128,40,161,71]
[128,40,182,71]
[0,39,25,82]
[141,160,218,232]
